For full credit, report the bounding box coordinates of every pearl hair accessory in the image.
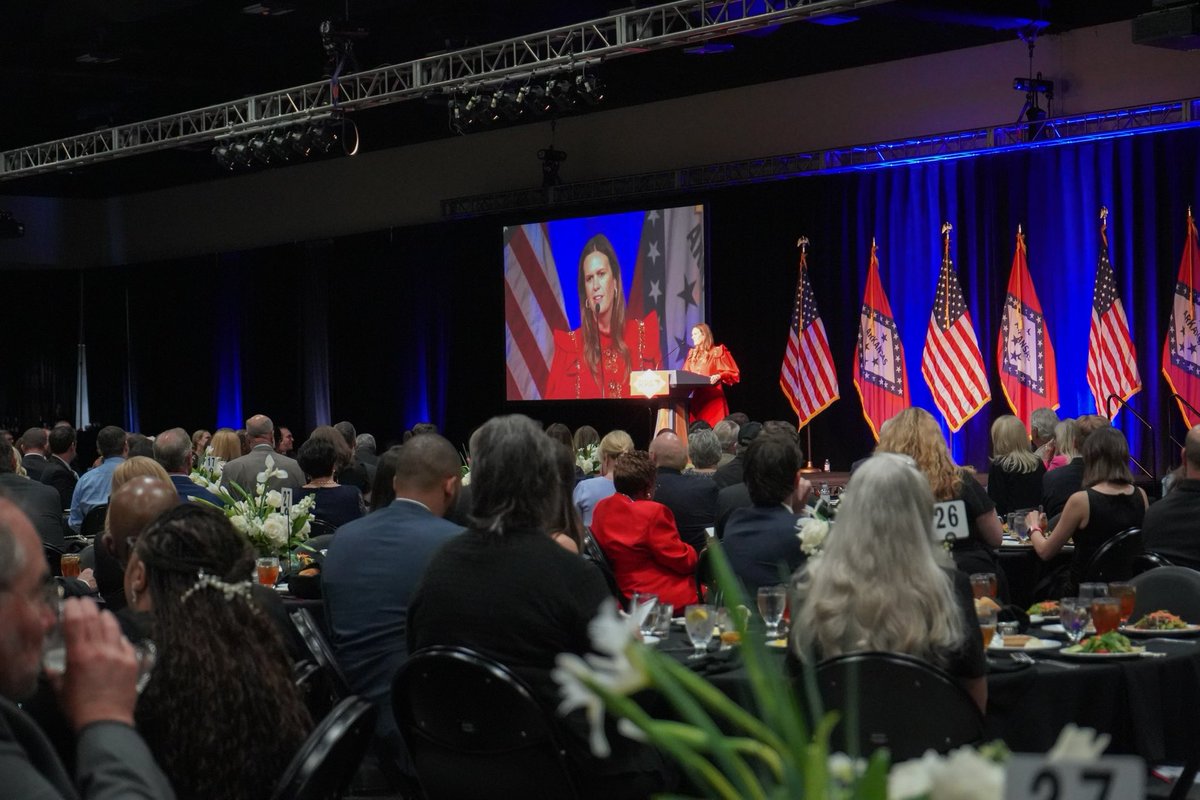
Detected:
[179,570,255,603]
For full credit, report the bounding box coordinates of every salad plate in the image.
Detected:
[1120,610,1200,638]
[1060,632,1145,660]
[1120,624,1200,638]
[987,637,1061,653]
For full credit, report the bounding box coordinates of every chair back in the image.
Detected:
[290,609,351,700]
[43,542,64,575]
[80,504,108,539]
[1081,527,1145,584]
[814,652,983,761]
[581,529,625,611]
[392,646,580,800]
[271,696,377,800]
[307,519,339,540]
[1129,566,1200,622]
[696,546,719,605]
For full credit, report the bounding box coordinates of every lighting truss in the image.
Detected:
[441,97,1200,218]
[0,0,895,181]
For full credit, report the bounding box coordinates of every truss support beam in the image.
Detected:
[0,0,895,181]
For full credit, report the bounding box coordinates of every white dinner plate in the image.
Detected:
[1028,614,1060,624]
[988,637,1062,653]
[1119,624,1200,638]
[1058,645,1146,661]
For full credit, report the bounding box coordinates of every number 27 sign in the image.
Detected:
[1006,756,1144,800]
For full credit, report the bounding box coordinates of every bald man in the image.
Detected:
[96,477,179,612]
[649,431,717,551]
[220,414,303,495]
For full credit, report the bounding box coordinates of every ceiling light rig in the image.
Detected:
[210,113,358,172]
[447,70,606,135]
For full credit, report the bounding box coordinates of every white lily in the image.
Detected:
[552,598,653,757]
[889,745,1003,800]
[796,517,829,556]
[1047,724,1110,761]
[256,454,288,484]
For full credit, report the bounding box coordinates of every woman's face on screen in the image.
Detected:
[691,326,705,347]
[583,252,616,318]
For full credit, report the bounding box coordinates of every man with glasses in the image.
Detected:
[0,497,175,798]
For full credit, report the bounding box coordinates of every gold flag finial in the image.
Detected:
[796,236,809,249]
[1100,206,1109,222]
[941,222,952,236]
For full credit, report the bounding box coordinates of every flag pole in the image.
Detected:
[796,235,819,472]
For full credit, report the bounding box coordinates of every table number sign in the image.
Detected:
[1005,755,1144,800]
[932,499,968,543]
[282,488,293,522]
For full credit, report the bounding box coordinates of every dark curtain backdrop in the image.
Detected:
[4,126,1198,472]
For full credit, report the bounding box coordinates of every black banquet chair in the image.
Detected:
[814,652,984,762]
[1080,527,1147,584]
[1129,565,1200,622]
[80,504,108,539]
[392,646,581,800]
[271,695,377,800]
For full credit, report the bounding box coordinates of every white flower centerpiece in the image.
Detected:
[576,443,600,476]
[195,454,315,558]
[553,541,1110,800]
[796,493,836,557]
[189,446,224,492]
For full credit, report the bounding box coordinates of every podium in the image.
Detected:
[629,369,711,445]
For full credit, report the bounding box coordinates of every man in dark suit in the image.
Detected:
[0,499,175,799]
[1144,426,1200,569]
[650,431,717,552]
[152,427,223,506]
[18,428,51,482]
[220,414,303,494]
[723,431,813,598]
[321,432,464,775]
[0,440,68,549]
[712,420,762,489]
[40,424,79,511]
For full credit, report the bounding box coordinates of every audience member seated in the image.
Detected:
[1042,415,1109,521]
[713,419,739,468]
[573,425,600,460]
[650,431,717,551]
[1030,406,1061,469]
[549,441,587,554]
[713,420,761,489]
[220,415,303,495]
[95,476,180,614]
[573,429,634,527]
[986,415,1046,516]
[1028,426,1148,595]
[125,503,311,800]
[791,454,986,712]
[323,433,463,776]
[0,497,176,799]
[126,434,155,460]
[408,415,671,799]
[112,456,172,492]
[878,408,1005,599]
[18,427,52,481]
[0,439,68,549]
[294,435,365,529]
[40,424,79,510]
[723,431,811,598]
[686,429,722,476]
[153,427,223,506]
[367,445,404,513]
[208,428,242,463]
[68,425,127,532]
[591,451,699,608]
[1143,425,1200,569]
[191,428,211,460]
[333,421,372,499]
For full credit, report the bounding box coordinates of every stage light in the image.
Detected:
[1013,76,1054,95]
[547,78,574,111]
[267,131,293,162]
[247,135,272,165]
[230,140,252,166]
[311,121,340,153]
[212,142,237,170]
[575,74,605,105]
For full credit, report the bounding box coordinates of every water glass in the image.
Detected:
[649,602,673,640]
[1090,597,1122,635]
[629,592,659,635]
[1012,510,1031,543]
[1059,598,1091,644]
[42,599,157,693]
[757,585,788,639]
[684,604,716,659]
[1078,583,1109,601]
[969,573,998,600]
[1108,582,1136,625]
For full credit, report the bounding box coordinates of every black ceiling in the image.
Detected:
[0,0,1149,198]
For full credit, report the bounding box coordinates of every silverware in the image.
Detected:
[1010,652,1035,665]
[1036,659,1081,669]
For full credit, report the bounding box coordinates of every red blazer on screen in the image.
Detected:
[590,493,699,609]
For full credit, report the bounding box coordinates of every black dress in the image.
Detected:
[947,470,1008,602]
[987,461,1046,517]
[1066,488,1145,593]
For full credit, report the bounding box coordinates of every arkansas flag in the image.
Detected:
[1162,208,1200,427]
[853,240,909,439]
[997,227,1058,427]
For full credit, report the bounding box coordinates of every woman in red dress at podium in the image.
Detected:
[545,234,661,399]
[683,323,739,427]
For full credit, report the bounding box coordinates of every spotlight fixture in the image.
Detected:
[575,74,605,105]
[209,115,355,171]
[247,135,273,165]
[212,142,238,170]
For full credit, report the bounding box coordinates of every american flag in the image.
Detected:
[780,239,839,426]
[504,223,568,400]
[628,207,705,368]
[1087,208,1140,417]
[920,224,990,432]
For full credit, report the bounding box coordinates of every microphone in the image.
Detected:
[1107,394,1163,478]
[594,301,601,318]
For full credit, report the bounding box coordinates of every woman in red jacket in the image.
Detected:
[591,450,699,609]
[683,323,739,427]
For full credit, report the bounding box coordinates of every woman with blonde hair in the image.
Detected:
[877,407,1004,597]
[1047,418,1078,472]
[209,428,241,463]
[111,455,172,492]
[572,429,635,527]
[792,453,986,711]
[986,415,1045,516]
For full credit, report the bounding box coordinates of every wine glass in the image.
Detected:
[757,585,787,640]
[1059,598,1091,645]
[684,604,716,659]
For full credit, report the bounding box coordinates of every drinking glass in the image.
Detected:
[60,553,81,579]
[969,573,998,600]
[1108,582,1136,625]
[1090,597,1122,635]
[1059,598,1091,644]
[629,592,659,635]
[650,602,673,641]
[1078,583,1109,602]
[977,607,997,648]
[684,604,716,659]
[42,599,157,693]
[1012,511,1031,543]
[255,556,281,587]
[757,585,787,639]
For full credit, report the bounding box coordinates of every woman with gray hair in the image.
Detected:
[407,414,670,797]
[791,453,986,712]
